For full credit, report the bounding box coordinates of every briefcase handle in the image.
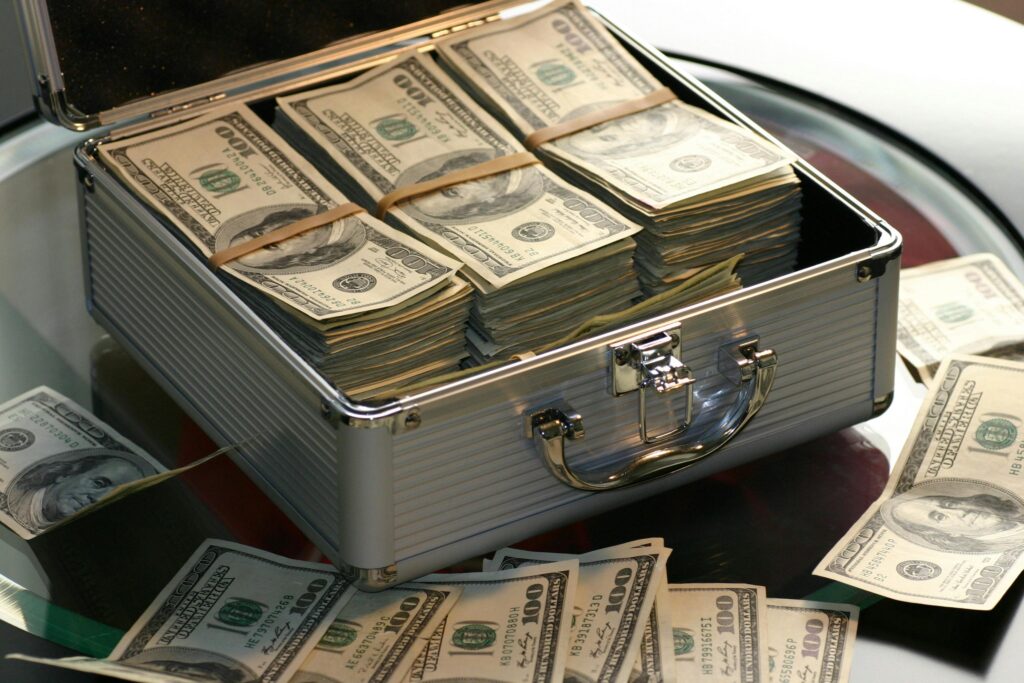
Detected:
[528,339,777,491]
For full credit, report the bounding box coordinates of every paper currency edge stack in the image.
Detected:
[89,1,811,403]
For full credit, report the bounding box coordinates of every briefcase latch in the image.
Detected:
[527,335,777,492]
[611,327,695,443]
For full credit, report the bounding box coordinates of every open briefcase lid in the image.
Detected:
[17,0,522,131]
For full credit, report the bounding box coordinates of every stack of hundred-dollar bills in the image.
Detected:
[435,0,803,294]
[97,106,472,399]
[276,52,739,363]
[9,537,860,683]
[275,52,644,362]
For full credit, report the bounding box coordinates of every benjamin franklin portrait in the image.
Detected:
[2,449,157,534]
[553,101,701,160]
[882,479,1024,553]
[398,149,544,225]
[214,203,367,275]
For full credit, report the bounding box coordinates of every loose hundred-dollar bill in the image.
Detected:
[765,599,858,683]
[897,254,1024,381]
[276,51,640,290]
[665,584,768,683]
[632,575,675,683]
[435,0,794,212]
[486,542,670,683]
[98,105,460,321]
[0,386,163,539]
[10,539,355,682]
[411,560,579,683]
[616,540,676,683]
[293,583,462,683]
[815,354,1024,609]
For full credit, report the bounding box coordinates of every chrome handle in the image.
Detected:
[529,339,777,491]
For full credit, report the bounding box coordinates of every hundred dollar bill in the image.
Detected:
[897,254,1024,381]
[665,584,768,683]
[293,583,463,683]
[0,386,163,539]
[435,0,794,212]
[411,560,579,683]
[764,599,858,683]
[613,540,676,683]
[98,105,460,321]
[486,542,670,683]
[10,539,355,682]
[276,51,640,290]
[814,354,1024,609]
[633,575,676,683]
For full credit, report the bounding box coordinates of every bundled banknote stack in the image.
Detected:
[435,0,803,294]
[97,106,472,399]
[275,52,647,362]
[10,537,861,683]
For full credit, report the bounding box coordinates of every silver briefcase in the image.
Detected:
[17,0,900,588]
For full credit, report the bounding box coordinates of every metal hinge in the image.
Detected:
[431,16,493,38]
[150,93,227,120]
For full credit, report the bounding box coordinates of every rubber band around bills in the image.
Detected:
[523,87,677,151]
[208,202,367,270]
[375,152,540,219]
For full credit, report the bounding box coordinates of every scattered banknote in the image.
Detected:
[0,386,163,539]
[765,599,858,683]
[435,0,801,290]
[632,573,676,683]
[10,539,356,682]
[412,560,580,683]
[7,532,869,683]
[293,583,462,683]
[98,105,471,396]
[664,583,768,683]
[276,50,642,360]
[599,539,677,683]
[485,541,670,683]
[815,354,1024,609]
[897,253,1024,381]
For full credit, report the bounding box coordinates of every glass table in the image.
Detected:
[1,58,1023,682]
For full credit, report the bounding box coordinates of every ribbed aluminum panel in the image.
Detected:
[83,188,342,551]
[392,274,878,561]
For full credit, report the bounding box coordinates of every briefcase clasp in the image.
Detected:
[610,327,694,443]
[527,335,777,491]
